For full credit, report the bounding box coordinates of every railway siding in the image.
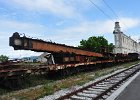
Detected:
[0,61,140,100]
[55,63,140,100]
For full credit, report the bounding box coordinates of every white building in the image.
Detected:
[113,22,140,54]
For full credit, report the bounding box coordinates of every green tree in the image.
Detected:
[0,55,9,63]
[108,43,114,52]
[78,36,114,53]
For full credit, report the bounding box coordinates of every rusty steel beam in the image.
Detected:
[9,32,103,57]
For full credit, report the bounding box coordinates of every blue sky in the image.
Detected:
[0,0,140,58]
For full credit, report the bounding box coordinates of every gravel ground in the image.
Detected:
[39,67,126,100]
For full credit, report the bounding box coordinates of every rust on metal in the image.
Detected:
[9,32,103,57]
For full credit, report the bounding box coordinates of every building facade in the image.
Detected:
[113,22,140,54]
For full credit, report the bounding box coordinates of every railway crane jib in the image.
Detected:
[9,32,103,57]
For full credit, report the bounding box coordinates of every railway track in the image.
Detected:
[56,63,140,100]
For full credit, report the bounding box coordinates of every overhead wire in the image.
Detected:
[88,0,114,23]
[88,0,128,34]
[88,0,138,42]
[102,0,119,20]
[102,0,127,30]
[102,0,137,41]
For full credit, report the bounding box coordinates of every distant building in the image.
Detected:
[9,58,22,63]
[22,56,38,62]
[113,22,140,54]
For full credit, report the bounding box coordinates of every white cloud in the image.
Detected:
[8,0,100,19]
[0,20,47,58]
[1,17,140,58]
[47,17,140,46]
[118,17,140,31]
[57,20,113,35]
[1,1,140,58]
[0,20,46,33]
[0,19,48,45]
[11,0,78,18]
[57,17,140,35]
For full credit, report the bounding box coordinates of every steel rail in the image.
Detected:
[56,63,140,100]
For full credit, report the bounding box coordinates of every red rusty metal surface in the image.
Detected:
[0,59,115,78]
[31,40,103,57]
[9,33,103,57]
[0,58,131,78]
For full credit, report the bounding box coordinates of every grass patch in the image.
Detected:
[121,61,140,68]
[39,61,140,98]
[0,60,140,100]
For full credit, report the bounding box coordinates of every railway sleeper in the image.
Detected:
[77,92,97,98]
[70,95,92,100]
[83,90,101,94]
